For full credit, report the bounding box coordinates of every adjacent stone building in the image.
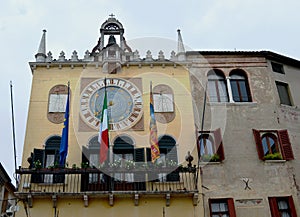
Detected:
[14,16,299,217]
[0,163,16,217]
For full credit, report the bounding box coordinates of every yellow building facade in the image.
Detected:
[15,16,202,217]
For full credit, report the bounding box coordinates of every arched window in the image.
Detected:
[252,129,294,161]
[44,136,61,169]
[198,134,214,156]
[113,136,134,160]
[157,135,179,182]
[261,133,279,156]
[113,136,135,182]
[207,69,228,102]
[31,135,63,183]
[197,129,225,162]
[229,70,251,102]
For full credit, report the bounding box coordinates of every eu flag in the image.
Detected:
[59,84,70,166]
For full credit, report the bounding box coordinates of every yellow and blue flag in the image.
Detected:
[150,82,160,162]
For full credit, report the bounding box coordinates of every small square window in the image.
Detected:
[271,62,285,74]
[268,196,297,217]
[276,81,292,106]
[209,198,236,217]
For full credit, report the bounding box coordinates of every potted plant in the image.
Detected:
[263,152,283,160]
[201,154,220,162]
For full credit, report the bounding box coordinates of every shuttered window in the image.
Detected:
[252,129,294,161]
[268,196,297,217]
[209,198,236,217]
[198,128,225,162]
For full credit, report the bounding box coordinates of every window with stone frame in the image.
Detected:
[198,128,225,162]
[252,129,294,161]
[271,62,285,74]
[209,198,236,217]
[268,196,297,217]
[229,69,252,102]
[276,81,292,106]
[207,69,229,102]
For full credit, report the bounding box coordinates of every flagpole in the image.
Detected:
[9,81,18,183]
[196,82,207,189]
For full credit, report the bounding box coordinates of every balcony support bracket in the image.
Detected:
[52,195,57,208]
[134,193,139,206]
[193,193,199,206]
[166,193,171,206]
[27,194,33,208]
[109,193,114,206]
[83,195,88,207]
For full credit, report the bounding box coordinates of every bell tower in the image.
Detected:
[91,14,133,74]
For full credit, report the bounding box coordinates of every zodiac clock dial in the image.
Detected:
[80,78,143,131]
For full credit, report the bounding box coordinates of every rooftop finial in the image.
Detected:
[35,29,47,62]
[109,13,115,18]
[177,29,185,54]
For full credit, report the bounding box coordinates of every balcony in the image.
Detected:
[16,166,198,199]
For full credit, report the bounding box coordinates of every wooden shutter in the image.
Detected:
[134,148,146,189]
[82,146,90,165]
[166,147,178,163]
[227,198,236,217]
[268,197,280,217]
[81,146,89,191]
[214,128,225,161]
[288,196,297,217]
[252,129,264,160]
[146,148,152,162]
[32,149,45,167]
[278,130,294,160]
[134,148,145,162]
[31,149,45,183]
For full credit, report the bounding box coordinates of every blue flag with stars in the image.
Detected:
[59,83,70,166]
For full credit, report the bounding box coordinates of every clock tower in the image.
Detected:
[16,15,202,217]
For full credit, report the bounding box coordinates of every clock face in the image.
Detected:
[80,78,143,131]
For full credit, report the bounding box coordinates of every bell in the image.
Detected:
[107,35,116,47]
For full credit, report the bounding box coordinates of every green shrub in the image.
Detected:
[263,152,283,160]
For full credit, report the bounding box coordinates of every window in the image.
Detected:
[198,128,225,162]
[209,198,236,217]
[252,129,294,161]
[146,135,179,182]
[229,70,251,102]
[31,136,64,183]
[199,134,214,156]
[271,62,285,74]
[113,136,135,182]
[268,196,297,217]
[276,81,292,106]
[208,69,229,102]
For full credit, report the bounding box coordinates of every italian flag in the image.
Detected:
[99,87,109,164]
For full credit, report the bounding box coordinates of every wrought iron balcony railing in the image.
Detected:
[16,167,198,197]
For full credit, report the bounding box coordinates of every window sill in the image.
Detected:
[208,102,257,106]
[279,104,298,109]
[199,161,222,166]
[264,160,286,163]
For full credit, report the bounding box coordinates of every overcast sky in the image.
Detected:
[1,0,300,183]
